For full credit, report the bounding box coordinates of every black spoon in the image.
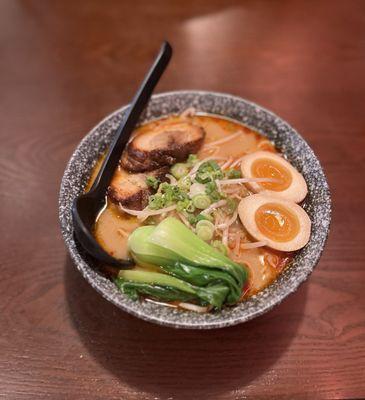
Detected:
[72,41,172,269]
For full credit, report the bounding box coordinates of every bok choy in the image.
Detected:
[115,270,229,308]
[115,217,248,309]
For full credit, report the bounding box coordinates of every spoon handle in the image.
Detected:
[90,41,172,195]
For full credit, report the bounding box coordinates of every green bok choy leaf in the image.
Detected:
[115,270,229,308]
[119,217,248,309]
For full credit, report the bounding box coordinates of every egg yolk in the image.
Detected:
[251,158,292,191]
[255,203,300,242]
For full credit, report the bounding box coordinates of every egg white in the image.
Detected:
[240,151,308,203]
[238,194,311,251]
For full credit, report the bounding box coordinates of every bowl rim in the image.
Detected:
[59,89,331,329]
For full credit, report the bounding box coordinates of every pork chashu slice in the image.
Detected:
[121,121,206,172]
[108,167,168,210]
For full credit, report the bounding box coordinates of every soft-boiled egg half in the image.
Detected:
[238,194,311,251]
[240,151,308,203]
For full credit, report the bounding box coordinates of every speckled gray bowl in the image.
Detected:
[59,90,331,329]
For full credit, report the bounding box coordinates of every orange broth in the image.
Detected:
[90,114,294,299]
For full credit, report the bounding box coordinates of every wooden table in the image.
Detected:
[1,0,364,398]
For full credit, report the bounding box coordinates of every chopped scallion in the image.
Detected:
[171,163,189,179]
[192,194,211,210]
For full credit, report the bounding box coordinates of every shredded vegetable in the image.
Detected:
[119,204,177,219]
[222,227,229,247]
[178,302,211,313]
[165,173,177,185]
[221,157,233,170]
[216,209,238,230]
[180,107,196,119]
[230,155,247,168]
[177,212,194,229]
[241,241,267,249]
[201,200,227,215]
[117,228,128,238]
[217,177,281,185]
[204,131,242,148]
[234,232,242,256]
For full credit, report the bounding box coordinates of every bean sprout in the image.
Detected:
[201,200,227,215]
[119,204,177,219]
[177,212,194,230]
[203,131,242,148]
[165,173,177,185]
[241,241,267,249]
[217,177,280,185]
[117,228,128,238]
[180,107,196,119]
[216,209,238,230]
[221,157,234,170]
[230,155,247,168]
[179,303,211,313]
[222,227,229,246]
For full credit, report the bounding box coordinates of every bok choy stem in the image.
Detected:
[116,270,229,308]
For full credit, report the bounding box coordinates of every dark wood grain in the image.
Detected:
[1,0,364,398]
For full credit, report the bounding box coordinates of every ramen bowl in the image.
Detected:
[59,91,331,329]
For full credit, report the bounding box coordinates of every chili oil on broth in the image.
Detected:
[89,114,294,302]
